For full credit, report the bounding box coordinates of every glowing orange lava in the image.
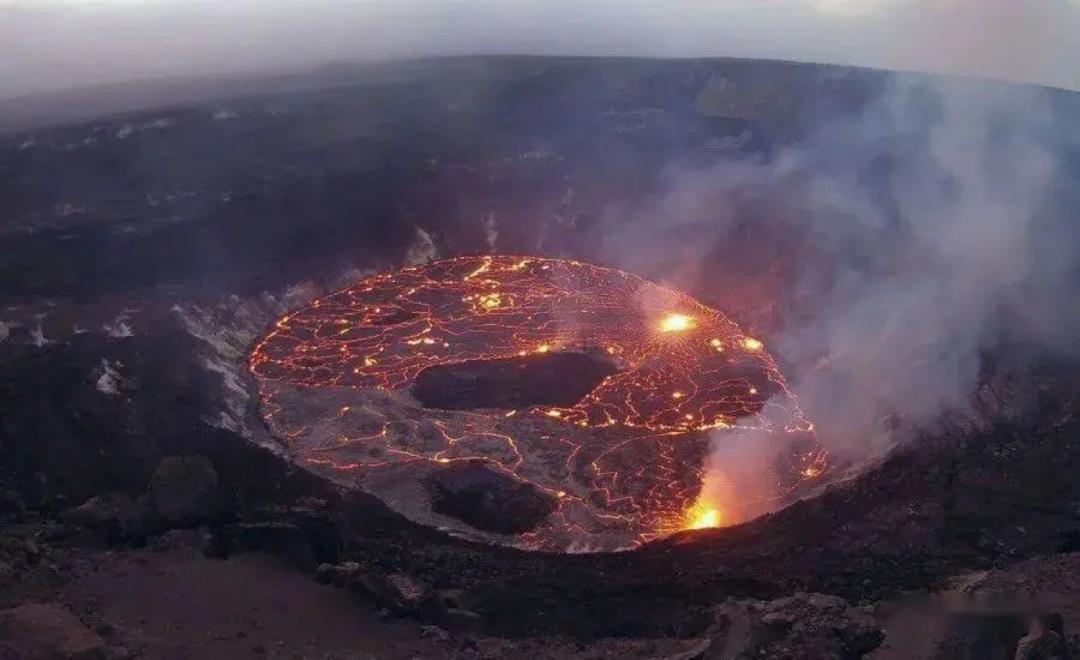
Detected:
[249,255,821,550]
[659,313,695,333]
[686,504,722,529]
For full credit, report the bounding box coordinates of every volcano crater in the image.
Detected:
[248,255,821,551]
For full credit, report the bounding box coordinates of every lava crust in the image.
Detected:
[425,459,559,534]
[410,351,618,410]
[249,255,822,550]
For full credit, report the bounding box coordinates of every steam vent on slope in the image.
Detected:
[249,256,825,551]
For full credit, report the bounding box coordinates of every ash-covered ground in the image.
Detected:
[2,57,1079,659]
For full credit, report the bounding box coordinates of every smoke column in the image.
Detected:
[602,74,1080,522]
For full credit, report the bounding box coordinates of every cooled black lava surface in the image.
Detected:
[410,351,618,410]
[424,460,558,534]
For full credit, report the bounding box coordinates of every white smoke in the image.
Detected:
[798,80,1073,450]
[602,74,1080,519]
[405,226,440,266]
[697,427,796,525]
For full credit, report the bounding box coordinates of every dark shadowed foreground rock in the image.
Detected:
[355,572,430,615]
[698,592,883,659]
[0,603,105,659]
[424,460,557,534]
[60,493,156,543]
[410,351,617,410]
[315,562,484,630]
[422,588,484,632]
[927,611,1029,660]
[61,493,134,528]
[148,455,220,525]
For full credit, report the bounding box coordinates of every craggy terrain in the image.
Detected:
[2,57,1079,658]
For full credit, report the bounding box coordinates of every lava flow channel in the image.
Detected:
[249,255,822,551]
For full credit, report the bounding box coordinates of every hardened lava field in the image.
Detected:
[249,256,822,551]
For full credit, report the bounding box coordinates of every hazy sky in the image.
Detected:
[2,0,1079,98]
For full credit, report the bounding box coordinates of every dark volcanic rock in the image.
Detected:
[316,561,363,586]
[706,593,883,659]
[0,603,105,660]
[60,493,156,543]
[425,460,558,534]
[410,351,617,410]
[61,494,133,529]
[213,518,340,567]
[930,612,1030,660]
[148,456,220,526]
[422,589,484,632]
[354,572,430,615]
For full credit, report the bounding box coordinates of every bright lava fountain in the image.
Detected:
[249,256,824,551]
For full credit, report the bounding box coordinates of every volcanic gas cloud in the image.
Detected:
[249,256,823,551]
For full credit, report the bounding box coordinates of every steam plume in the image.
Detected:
[603,74,1080,520]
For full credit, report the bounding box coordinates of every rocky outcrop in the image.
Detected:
[148,455,220,526]
[422,588,484,632]
[424,460,557,534]
[60,493,155,542]
[698,592,883,659]
[59,454,222,543]
[355,572,430,614]
[315,562,483,630]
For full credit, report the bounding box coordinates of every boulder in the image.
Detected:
[422,589,484,632]
[317,561,363,587]
[353,572,430,615]
[316,565,483,630]
[704,592,883,659]
[61,494,131,528]
[60,493,155,542]
[0,603,105,660]
[210,505,340,566]
[147,456,219,525]
[425,460,557,534]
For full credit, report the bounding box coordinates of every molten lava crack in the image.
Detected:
[249,255,821,550]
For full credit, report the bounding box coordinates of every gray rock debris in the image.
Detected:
[672,592,883,660]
